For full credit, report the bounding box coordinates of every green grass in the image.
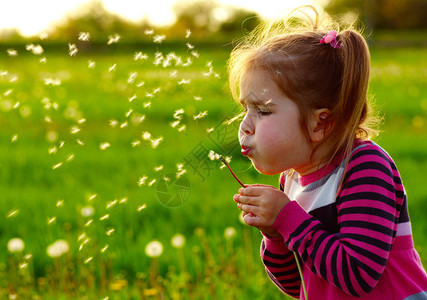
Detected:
[0,42,426,299]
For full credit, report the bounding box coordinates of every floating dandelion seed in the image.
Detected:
[106,228,115,236]
[78,32,90,41]
[120,122,128,128]
[40,57,47,63]
[193,111,208,120]
[136,81,145,87]
[84,257,93,264]
[7,49,18,56]
[109,64,116,72]
[194,96,202,101]
[70,126,81,134]
[142,132,151,140]
[127,72,137,84]
[134,52,148,61]
[84,219,93,227]
[109,119,119,127]
[150,137,163,148]
[56,199,64,207]
[191,51,199,58]
[143,101,151,108]
[77,139,85,146]
[88,60,96,68]
[131,140,141,147]
[154,165,164,172]
[7,210,20,218]
[137,204,147,212]
[48,216,57,224]
[88,194,97,201]
[173,108,185,119]
[206,127,214,133]
[148,179,157,186]
[26,43,44,55]
[186,42,194,50]
[153,34,166,43]
[178,125,186,132]
[66,154,74,162]
[170,120,180,128]
[125,109,133,117]
[7,238,25,253]
[169,70,178,78]
[138,176,148,186]
[145,92,154,98]
[145,241,163,257]
[99,142,111,150]
[4,89,13,96]
[52,162,63,170]
[178,79,191,85]
[208,150,220,161]
[11,134,18,143]
[39,32,49,40]
[163,176,170,182]
[101,244,109,253]
[185,29,192,38]
[99,214,110,221]
[107,34,120,45]
[144,29,154,35]
[128,94,137,102]
[119,197,127,204]
[44,78,61,86]
[68,43,78,56]
[106,200,117,209]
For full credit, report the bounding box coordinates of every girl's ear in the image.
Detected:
[309,108,333,143]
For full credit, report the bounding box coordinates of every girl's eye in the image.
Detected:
[257,108,271,116]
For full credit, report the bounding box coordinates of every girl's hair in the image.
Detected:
[228,6,379,168]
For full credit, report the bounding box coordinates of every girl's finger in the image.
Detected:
[243,213,263,227]
[240,203,259,215]
[235,195,257,205]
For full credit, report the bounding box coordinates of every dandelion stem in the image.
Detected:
[219,156,246,187]
[294,251,308,300]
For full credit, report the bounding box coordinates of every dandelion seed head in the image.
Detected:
[26,43,44,55]
[7,238,25,253]
[208,150,221,161]
[81,206,94,217]
[142,132,151,140]
[224,227,237,240]
[171,234,185,249]
[47,239,69,258]
[145,240,163,257]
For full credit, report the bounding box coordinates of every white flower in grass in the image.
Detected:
[171,234,185,249]
[145,240,163,258]
[47,239,69,258]
[224,227,237,240]
[7,238,25,253]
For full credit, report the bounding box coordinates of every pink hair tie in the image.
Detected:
[320,30,341,49]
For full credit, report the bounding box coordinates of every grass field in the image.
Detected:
[0,39,426,299]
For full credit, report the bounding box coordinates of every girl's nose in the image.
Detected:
[239,114,254,136]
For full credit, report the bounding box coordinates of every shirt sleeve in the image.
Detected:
[271,146,404,297]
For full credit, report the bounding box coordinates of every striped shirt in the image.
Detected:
[261,140,427,299]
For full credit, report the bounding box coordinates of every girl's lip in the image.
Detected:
[241,146,252,156]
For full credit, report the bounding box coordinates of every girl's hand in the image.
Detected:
[234,184,290,232]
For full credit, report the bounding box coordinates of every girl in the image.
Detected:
[229,6,427,299]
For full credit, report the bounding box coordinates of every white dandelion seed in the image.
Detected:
[178,79,191,85]
[224,227,237,240]
[136,81,145,87]
[173,108,185,119]
[148,179,157,186]
[44,116,52,123]
[206,127,214,133]
[163,176,170,182]
[191,51,199,58]
[7,49,18,56]
[208,150,221,161]
[145,240,163,257]
[186,42,194,50]
[150,137,163,148]
[106,200,117,209]
[119,197,127,204]
[145,92,154,98]
[88,194,97,201]
[56,199,64,207]
[11,134,18,143]
[7,238,25,253]
[106,228,115,236]
[178,125,186,132]
[137,204,147,212]
[101,244,109,253]
[194,96,202,101]
[109,119,119,127]
[81,206,94,217]
[44,78,61,86]
[4,89,13,96]
[131,140,141,147]
[153,35,166,43]
[7,210,19,218]
[171,234,185,249]
[40,57,47,63]
[142,132,151,140]
[134,52,148,61]
[127,72,137,84]
[100,214,110,221]
[154,165,164,172]
[88,60,96,68]
[84,219,93,227]
[131,114,145,125]
[77,139,85,146]
[84,256,93,264]
[125,109,133,118]
[128,94,137,102]
[78,32,90,41]
[68,43,78,56]
[66,154,74,162]
[9,75,18,82]
[107,34,120,45]
[39,32,49,40]
[52,162,63,170]
[70,126,81,134]
[193,111,208,120]
[120,122,128,128]
[144,29,154,35]
[47,216,56,224]
[26,44,44,55]
[99,142,111,150]
[169,70,178,78]
[143,101,151,109]
[185,29,191,38]
[78,118,86,124]
[170,120,180,128]
[138,176,148,186]
[109,64,116,72]
[182,57,192,67]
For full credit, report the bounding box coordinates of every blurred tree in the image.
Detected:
[325,0,427,29]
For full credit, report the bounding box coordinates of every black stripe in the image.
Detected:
[277,274,301,284]
[331,246,342,290]
[342,251,359,296]
[320,236,336,280]
[342,241,388,266]
[350,148,395,170]
[263,258,296,269]
[271,266,299,277]
[338,206,397,223]
[399,196,410,223]
[287,218,315,242]
[349,258,374,294]
[340,220,396,236]
[338,233,392,251]
[344,176,395,194]
[264,248,294,260]
[338,192,396,209]
[344,161,393,183]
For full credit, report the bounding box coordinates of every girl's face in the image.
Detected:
[238,69,316,175]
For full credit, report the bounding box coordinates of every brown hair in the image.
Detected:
[228,6,379,167]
